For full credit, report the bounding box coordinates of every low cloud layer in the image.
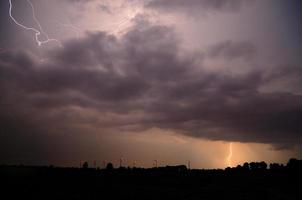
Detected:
[146,0,251,15]
[1,16,301,157]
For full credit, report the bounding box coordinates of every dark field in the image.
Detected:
[1,159,301,200]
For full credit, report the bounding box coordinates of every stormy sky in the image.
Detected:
[0,0,301,168]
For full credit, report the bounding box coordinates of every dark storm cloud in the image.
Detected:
[146,0,252,14]
[0,16,302,156]
[207,40,257,60]
[98,4,113,14]
[64,0,95,3]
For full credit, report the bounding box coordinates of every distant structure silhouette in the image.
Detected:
[153,160,158,168]
[119,157,124,168]
[82,161,88,169]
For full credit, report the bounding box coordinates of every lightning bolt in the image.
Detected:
[8,0,61,46]
[227,142,233,167]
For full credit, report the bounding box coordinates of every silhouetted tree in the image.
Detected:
[106,162,114,170]
[249,162,257,171]
[269,163,283,170]
[243,162,250,171]
[287,158,302,170]
[235,165,242,171]
[225,167,231,172]
[259,161,267,170]
[249,161,267,171]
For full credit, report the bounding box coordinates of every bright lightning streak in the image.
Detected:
[8,0,61,46]
[227,142,233,167]
[26,0,61,45]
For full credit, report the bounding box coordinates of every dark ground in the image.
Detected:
[1,159,301,200]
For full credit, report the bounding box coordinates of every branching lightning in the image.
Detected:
[227,142,233,167]
[8,0,61,46]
